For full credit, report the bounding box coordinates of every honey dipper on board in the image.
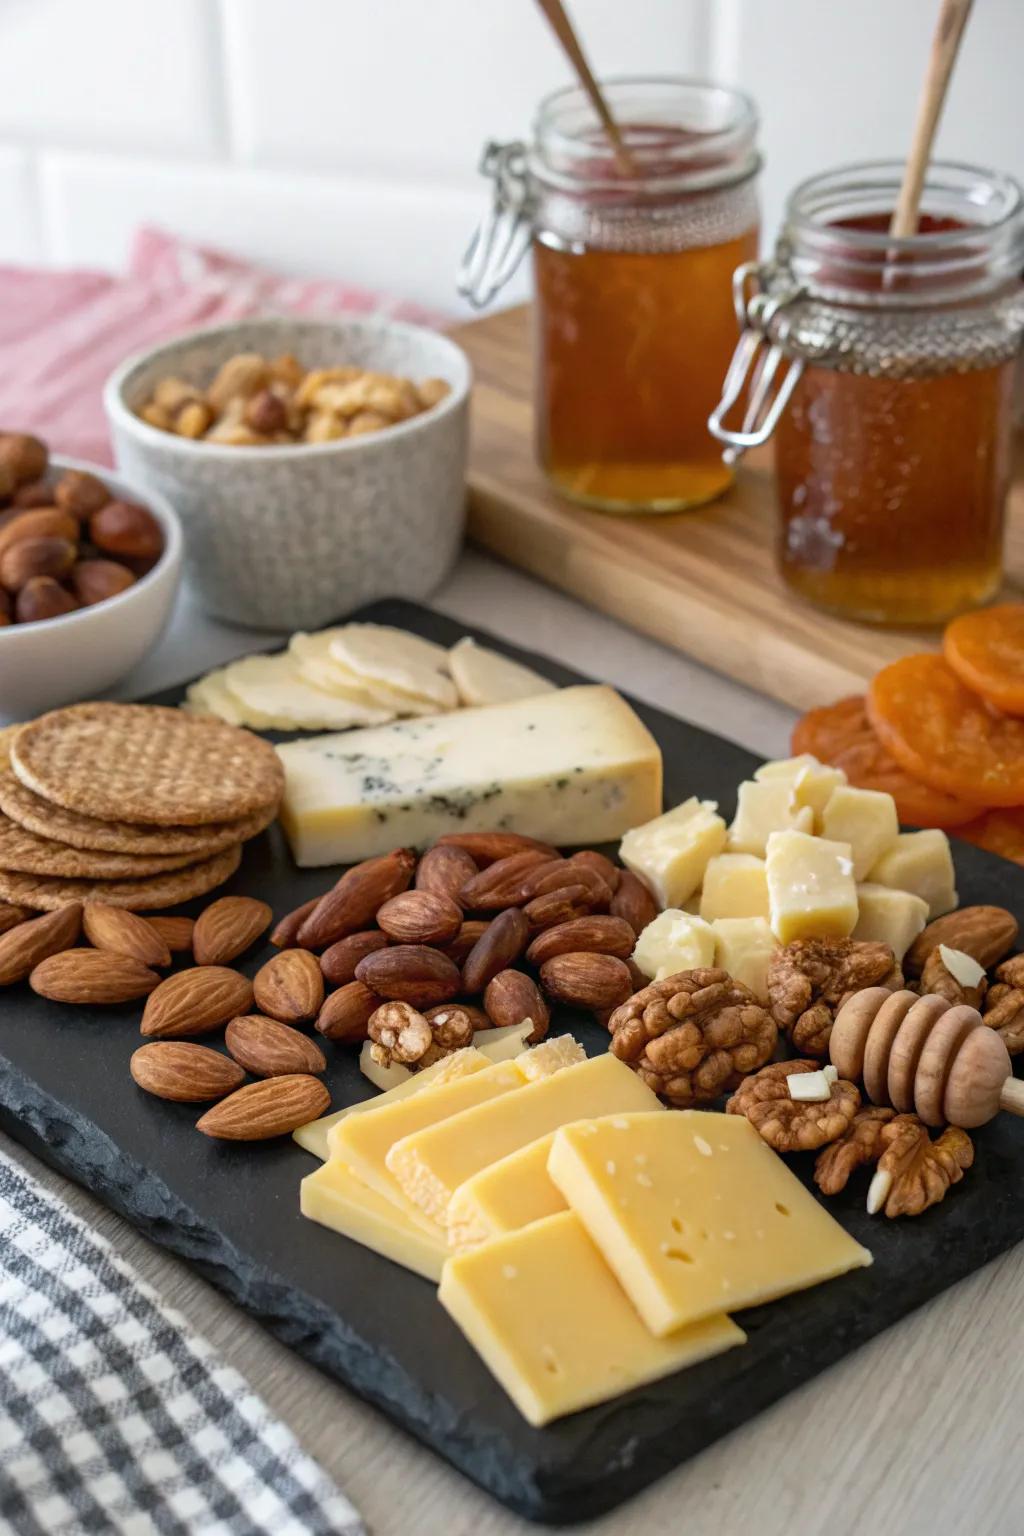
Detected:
[830,987,1024,1129]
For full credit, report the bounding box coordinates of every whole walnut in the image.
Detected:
[983,953,1024,1055]
[767,938,902,1058]
[727,1060,860,1152]
[608,967,776,1108]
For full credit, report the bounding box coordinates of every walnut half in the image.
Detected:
[867,1121,974,1218]
[767,938,902,1058]
[727,1060,860,1152]
[983,953,1024,1055]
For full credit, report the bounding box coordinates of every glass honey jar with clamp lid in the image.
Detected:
[460,77,761,514]
[710,160,1024,625]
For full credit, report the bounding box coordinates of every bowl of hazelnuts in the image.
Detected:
[0,432,182,721]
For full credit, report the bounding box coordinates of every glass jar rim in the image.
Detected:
[531,75,760,194]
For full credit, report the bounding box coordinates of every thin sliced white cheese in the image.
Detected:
[289,629,439,716]
[222,651,393,730]
[448,638,556,707]
[184,666,261,727]
[330,623,458,710]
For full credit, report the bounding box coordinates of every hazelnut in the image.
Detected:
[0,433,47,486]
[70,558,136,606]
[0,535,77,592]
[12,480,55,509]
[15,576,78,624]
[244,389,288,436]
[54,469,110,521]
[89,500,163,561]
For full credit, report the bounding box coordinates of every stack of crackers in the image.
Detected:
[0,703,283,911]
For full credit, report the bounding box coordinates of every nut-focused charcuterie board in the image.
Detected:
[3,598,1024,1525]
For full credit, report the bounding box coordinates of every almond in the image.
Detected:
[442,920,489,965]
[377,890,462,945]
[270,896,319,949]
[355,944,461,1008]
[0,903,82,985]
[539,952,634,1011]
[89,500,163,561]
[141,966,255,1038]
[130,1042,245,1102]
[462,907,529,993]
[31,948,160,1004]
[535,861,613,907]
[316,980,381,1041]
[415,844,478,904]
[460,850,554,911]
[0,903,31,936]
[320,930,389,986]
[83,902,171,968]
[526,915,637,968]
[483,969,550,1043]
[196,1074,330,1141]
[524,885,593,930]
[610,870,659,936]
[904,905,1019,978]
[145,915,195,954]
[225,1014,326,1077]
[567,850,621,892]
[193,895,273,966]
[253,948,324,1022]
[436,831,558,866]
[297,847,417,948]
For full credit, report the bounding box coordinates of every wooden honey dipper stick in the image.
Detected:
[830,987,1024,1129]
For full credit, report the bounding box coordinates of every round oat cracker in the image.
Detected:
[0,843,242,912]
[11,703,284,827]
[0,770,276,855]
[0,811,210,879]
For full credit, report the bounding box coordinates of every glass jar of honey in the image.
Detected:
[460,78,761,513]
[710,161,1024,624]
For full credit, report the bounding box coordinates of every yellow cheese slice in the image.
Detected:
[548,1111,872,1337]
[439,1211,745,1426]
[446,1133,567,1252]
[301,1161,448,1282]
[292,1047,490,1160]
[386,1053,662,1228]
[328,1060,526,1230]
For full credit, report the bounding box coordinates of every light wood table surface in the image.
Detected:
[4,550,1020,1536]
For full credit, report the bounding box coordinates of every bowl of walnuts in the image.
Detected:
[103,315,471,631]
[0,433,182,721]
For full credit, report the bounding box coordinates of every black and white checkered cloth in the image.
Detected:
[0,1146,365,1536]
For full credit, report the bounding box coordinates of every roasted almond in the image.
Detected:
[193,895,273,966]
[316,980,381,1041]
[609,870,660,936]
[225,1014,326,1077]
[905,905,1019,978]
[377,890,462,945]
[196,1074,330,1141]
[526,914,636,967]
[141,966,255,1039]
[130,1042,245,1102]
[442,920,489,965]
[568,850,621,892]
[462,907,529,993]
[0,902,31,936]
[297,848,417,948]
[0,903,82,985]
[145,915,195,954]
[355,944,461,1008]
[436,831,558,866]
[460,850,554,911]
[253,948,324,1023]
[523,884,593,930]
[83,902,171,968]
[320,930,390,986]
[427,1000,491,1033]
[31,948,160,1004]
[526,861,612,907]
[483,969,550,1043]
[415,844,478,904]
[540,952,634,1011]
[270,896,319,949]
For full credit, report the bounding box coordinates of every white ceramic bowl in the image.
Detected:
[0,456,183,723]
[103,316,471,631]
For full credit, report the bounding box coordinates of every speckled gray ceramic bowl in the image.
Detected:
[103,316,470,630]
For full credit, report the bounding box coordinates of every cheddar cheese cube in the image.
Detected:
[853,883,929,961]
[754,755,847,823]
[710,916,777,1001]
[727,779,814,856]
[632,910,716,980]
[619,797,726,909]
[699,852,770,921]
[820,784,899,880]
[867,830,957,919]
[765,829,858,943]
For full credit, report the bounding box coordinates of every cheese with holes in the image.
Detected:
[547,1111,871,1336]
[820,785,899,880]
[867,829,957,919]
[632,910,716,979]
[853,883,929,961]
[727,779,814,856]
[301,1161,448,1281]
[387,1053,661,1227]
[619,797,726,908]
[277,684,662,865]
[699,853,770,921]
[710,916,776,1001]
[766,829,858,943]
[447,1133,567,1251]
[754,756,847,822]
[438,1211,745,1426]
[292,1047,490,1160]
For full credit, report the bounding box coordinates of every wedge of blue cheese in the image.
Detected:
[277,684,663,866]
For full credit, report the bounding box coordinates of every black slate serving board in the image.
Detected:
[2,597,1024,1525]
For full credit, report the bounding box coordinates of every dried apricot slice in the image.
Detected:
[868,653,1024,808]
[944,604,1024,716]
[791,695,981,828]
[956,807,1024,865]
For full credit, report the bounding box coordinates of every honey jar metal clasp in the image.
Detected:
[458,140,534,309]
[708,261,806,464]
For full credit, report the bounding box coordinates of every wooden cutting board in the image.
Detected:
[454,304,1024,712]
